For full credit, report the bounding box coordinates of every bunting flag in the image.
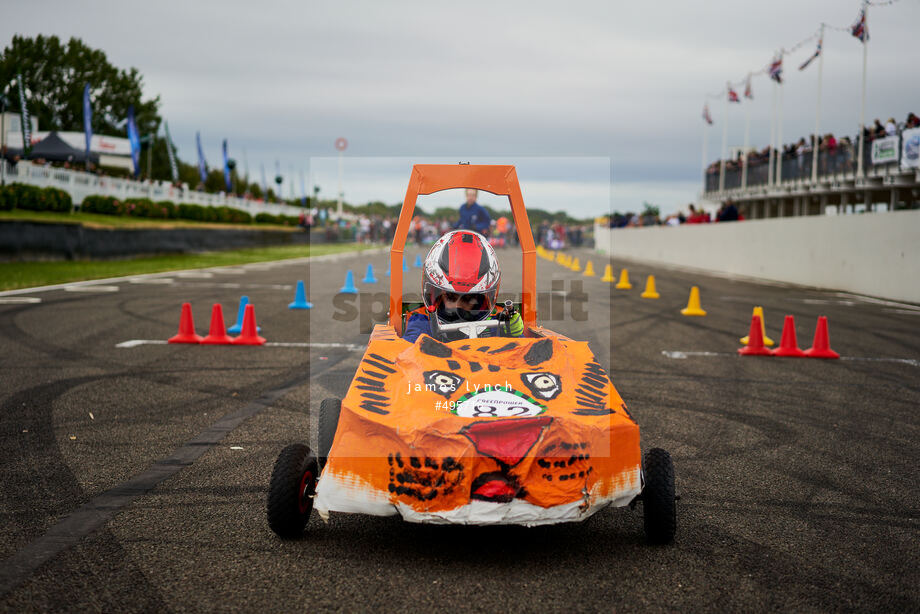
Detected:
[744,75,753,99]
[164,121,179,183]
[17,74,32,156]
[222,139,232,192]
[769,57,783,84]
[702,103,713,125]
[799,39,822,70]
[196,131,207,184]
[82,84,92,162]
[851,6,868,42]
[126,105,141,177]
[728,87,740,103]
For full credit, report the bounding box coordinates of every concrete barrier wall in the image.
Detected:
[594,210,920,304]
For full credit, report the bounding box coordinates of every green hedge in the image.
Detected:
[254,212,299,226]
[0,183,71,212]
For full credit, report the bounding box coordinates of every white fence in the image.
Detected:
[594,209,920,304]
[0,160,307,218]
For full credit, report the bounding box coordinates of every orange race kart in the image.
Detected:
[267,164,676,543]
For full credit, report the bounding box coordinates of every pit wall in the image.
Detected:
[593,209,920,304]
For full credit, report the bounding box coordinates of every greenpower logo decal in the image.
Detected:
[451,387,546,418]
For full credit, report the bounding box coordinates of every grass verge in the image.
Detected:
[0,243,377,291]
[0,209,297,231]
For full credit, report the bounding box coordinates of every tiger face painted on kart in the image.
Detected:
[315,334,641,525]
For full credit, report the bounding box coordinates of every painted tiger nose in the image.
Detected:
[460,416,553,468]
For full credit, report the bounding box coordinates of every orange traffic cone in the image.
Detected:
[680,286,706,316]
[738,315,772,356]
[168,302,203,344]
[615,268,632,289]
[233,304,266,345]
[804,316,840,359]
[640,275,659,299]
[601,264,615,282]
[583,261,595,277]
[740,306,775,346]
[201,304,234,344]
[772,315,806,357]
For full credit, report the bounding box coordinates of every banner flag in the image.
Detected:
[728,87,740,103]
[126,105,141,177]
[769,57,783,84]
[222,139,232,192]
[164,121,179,183]
[82,84,93,162]
[851,6,868,43]
[799,39,822,71]
[300,169,307,206]
[702,103,713,125]
[196,131,207,184]
[260,163,268,198]
[744,75,753,99]
[17,74,32,156]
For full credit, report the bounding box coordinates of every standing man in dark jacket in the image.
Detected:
[454,189,491,236]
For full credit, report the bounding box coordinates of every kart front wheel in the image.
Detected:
[318,398,341,468]
[642,448,676,545]
[267,443,318,538]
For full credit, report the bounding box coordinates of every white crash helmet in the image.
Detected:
[422,230,500,323]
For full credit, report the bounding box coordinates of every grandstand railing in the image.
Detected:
[704,128,918,196]
[0,160,307,218]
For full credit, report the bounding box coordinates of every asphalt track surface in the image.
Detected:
[0,244,917,613]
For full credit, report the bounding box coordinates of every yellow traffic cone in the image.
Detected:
[601,264,615,282]
[556,252,564,264]
[583,261,595,277]
[640,275,660,299]
[740,306,775,346]
[680,286,707,316]
[615,268,632,289]
[571,257,581,272]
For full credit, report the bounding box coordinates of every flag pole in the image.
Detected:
[719,85,728,193]
[768,80,776,188]
[856,2,869,179]
[701,111,709,188]
[811,24,825,184]
[742,84,751,190]
[775,76,785,185]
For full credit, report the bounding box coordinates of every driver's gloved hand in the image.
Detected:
[505,312,523,337]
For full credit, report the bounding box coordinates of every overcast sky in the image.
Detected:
[4,0,918,216]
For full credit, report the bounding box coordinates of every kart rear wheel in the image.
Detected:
[318,398,341,468]
[267,443,318,538]
[642,448,676,545]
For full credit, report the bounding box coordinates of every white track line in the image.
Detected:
[0,297,42,304]
[661,350,918,367]
[64,285,119,293]
[115,339,364,351]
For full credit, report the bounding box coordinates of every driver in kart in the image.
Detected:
[403,230,523,343]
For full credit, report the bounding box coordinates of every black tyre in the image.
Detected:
[318,398,341,468]
[267,443,318,538]
[642,448,676,545]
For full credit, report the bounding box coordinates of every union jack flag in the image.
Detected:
[744,75,753,99]
[702,103,713,125]
[851,7,868,42]
[728,87,740,103]
[799,39,822,71]
[769,57,783,84]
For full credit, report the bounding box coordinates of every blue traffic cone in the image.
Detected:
[402,257,409,272]
[228,296,262,333]
[340,270,358,294]
[288,280,313,309]
[386,262,391,276]
[362,264,378,284]
[414,254,423,268]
